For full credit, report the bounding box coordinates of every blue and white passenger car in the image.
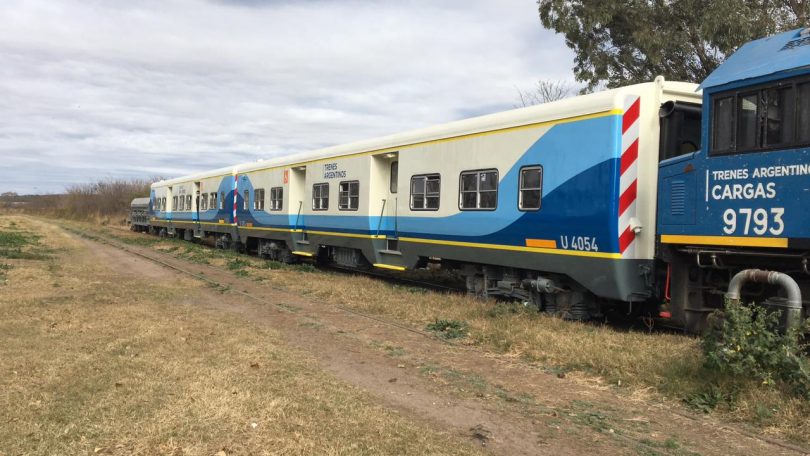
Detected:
[150,80,700,321]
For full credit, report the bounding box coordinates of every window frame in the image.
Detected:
[220,192,225,210]
[518,165,543,212]
[200,193,208,211]
[710,74,810,156]
[338,180,360,211]
[270,186,283,211]
[243,190,249,211]
[458,168,499,211]
[186,195,192,212]
[209,192,217,211]
[312,182,329,211]
[254,188,265,211]
[409,173,441,211]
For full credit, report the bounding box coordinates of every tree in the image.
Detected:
[537,0,810,91]
[514,79,575,107]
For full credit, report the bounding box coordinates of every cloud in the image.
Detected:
[0,0,574,194]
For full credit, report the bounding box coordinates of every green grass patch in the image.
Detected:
[226,258,251,271]
[425,319,469,340]
[0,229,52,260]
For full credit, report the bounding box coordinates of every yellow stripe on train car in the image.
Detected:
[660,235,788,248]
[398,237,621,259]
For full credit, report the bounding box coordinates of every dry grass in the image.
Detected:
[0,216,483,456]
[71,221,810,444]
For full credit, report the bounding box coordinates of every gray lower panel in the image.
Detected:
[400,241,652,302]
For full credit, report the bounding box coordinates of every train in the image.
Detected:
[131,29,810,333]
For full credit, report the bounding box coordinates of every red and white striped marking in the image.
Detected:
[233,174,239,225]
[618,97,640,258]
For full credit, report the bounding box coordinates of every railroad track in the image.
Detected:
[63,226,458,345]
[94,226,683,334]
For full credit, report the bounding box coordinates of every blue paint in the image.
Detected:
[701,28,810,90]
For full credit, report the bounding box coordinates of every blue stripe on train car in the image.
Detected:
[232,113,624,253]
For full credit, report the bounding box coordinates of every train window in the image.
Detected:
[209,192,217,211]
[736,93,758,150]
[519,166,543,211]
[339,181,359,211]
[201,194,208,211]
[711,76,810,155]
[712,96,734,154]
[186,195,192,211]
[658,101,702,161]
[270,187,283,211]
[459,169,498,210]
[764,87,794,146]
[220,192,225,210]
[312,183,329,210]
[243,190,249,211]
[254,189,265,210]
[390,161,398,193]
[410,174,440,210]
[799,82,810,143]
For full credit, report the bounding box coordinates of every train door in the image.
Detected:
[193,181,202,237]
[371,152,403,268]
[166,186,173,218]
[286,166,310,254]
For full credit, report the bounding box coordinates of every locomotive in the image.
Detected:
[132,29,810,333]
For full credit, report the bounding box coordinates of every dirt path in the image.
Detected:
[50,220,810,456]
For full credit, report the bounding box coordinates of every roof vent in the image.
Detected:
[781,31,810,51]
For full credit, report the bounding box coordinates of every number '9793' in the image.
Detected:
[722,208,785,236]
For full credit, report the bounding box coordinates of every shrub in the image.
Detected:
[701,301,810,397]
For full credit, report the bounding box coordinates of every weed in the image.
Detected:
[393,284,428,294]
[299,320,324,330]
[0,262,10,283]
[205,282,230,293]
[263,261,285,270]
[233,269,249,278]
[384,345,407,357]
[226,258,251,271]
[486,302,532,318]
[425,319,469,340]
[684,385,735,413]
[293,263,316,273]
[702,301,810,397]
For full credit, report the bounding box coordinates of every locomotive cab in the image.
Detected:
[657,28,810,332]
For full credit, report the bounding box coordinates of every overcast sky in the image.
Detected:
[0,0,575,194]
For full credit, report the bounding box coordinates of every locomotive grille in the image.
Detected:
[670,179,686,216]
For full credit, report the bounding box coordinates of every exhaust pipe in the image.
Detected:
[725,269,803,330]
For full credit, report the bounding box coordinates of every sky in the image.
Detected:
[0,0,575,194]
